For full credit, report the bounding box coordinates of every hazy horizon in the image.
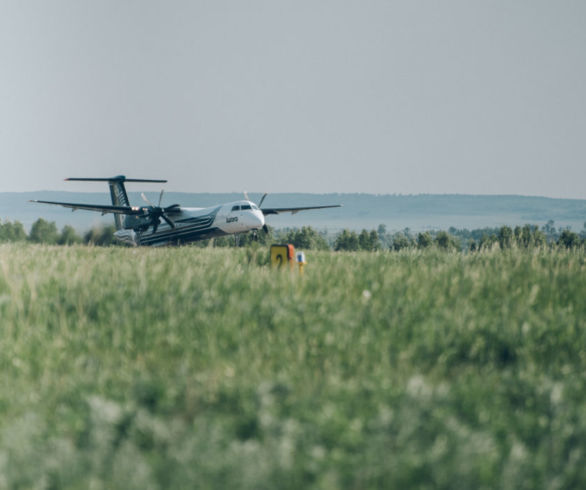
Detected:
[2,1,585,198]
[5,188,586,201]
[3,191,584,234]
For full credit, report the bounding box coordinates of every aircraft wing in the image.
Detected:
[261,204,342,215]
[30,200,145,215]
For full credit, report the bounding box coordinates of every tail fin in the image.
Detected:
[66,176,167,230]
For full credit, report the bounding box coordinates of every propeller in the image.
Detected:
[141,191,177,234]
[259,194,269,234]
[242,191,268,208]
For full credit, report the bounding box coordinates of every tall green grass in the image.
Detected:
[0,244,584,489]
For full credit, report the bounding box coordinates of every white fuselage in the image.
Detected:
[215,200,266,234]
[114,200,266,246]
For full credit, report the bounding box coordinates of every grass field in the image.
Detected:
[0,244,585,489]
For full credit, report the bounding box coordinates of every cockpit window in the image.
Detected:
[241,204,251,210]
[251,204,258,210]
[231,205,240,211]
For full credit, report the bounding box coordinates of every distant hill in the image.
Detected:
[1,191,585,233]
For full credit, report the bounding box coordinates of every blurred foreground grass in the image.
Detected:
[0,244,585,489]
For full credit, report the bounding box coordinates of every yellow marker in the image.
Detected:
[270,244,295,269]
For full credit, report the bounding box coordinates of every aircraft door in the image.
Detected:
[238,204,254,230]
[239,204,255,231]
[225,204,242,232]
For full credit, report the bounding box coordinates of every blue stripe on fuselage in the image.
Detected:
[137,206,222,245]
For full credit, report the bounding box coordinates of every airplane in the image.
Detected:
[30,176,341,246]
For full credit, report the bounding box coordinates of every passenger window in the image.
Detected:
[231,205,240,211]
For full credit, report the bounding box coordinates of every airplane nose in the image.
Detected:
[253,211,265,229]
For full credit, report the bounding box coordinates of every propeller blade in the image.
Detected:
[164,204,181,213]
[158,189,164,207]
[152,218,160,234]
[162,213,176,229]
[141,192,153,207]
[243,191,250,201]
[258,193,268,208]
[262,224,269,234]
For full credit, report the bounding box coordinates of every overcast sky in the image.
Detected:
[1,1,585,197]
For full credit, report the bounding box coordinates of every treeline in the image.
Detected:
[191,226,331,250]
[0,218,117,245]
[201,222,586,252]
[2,218,585,251]
[379,224,585,252]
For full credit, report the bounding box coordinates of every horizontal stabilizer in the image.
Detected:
[65,176,167,183]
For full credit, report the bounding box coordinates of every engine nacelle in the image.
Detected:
[114,229,138,245]
[123,214,151,231]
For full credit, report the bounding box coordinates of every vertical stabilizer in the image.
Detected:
[108,176,130,229]
[65,176,167,230]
